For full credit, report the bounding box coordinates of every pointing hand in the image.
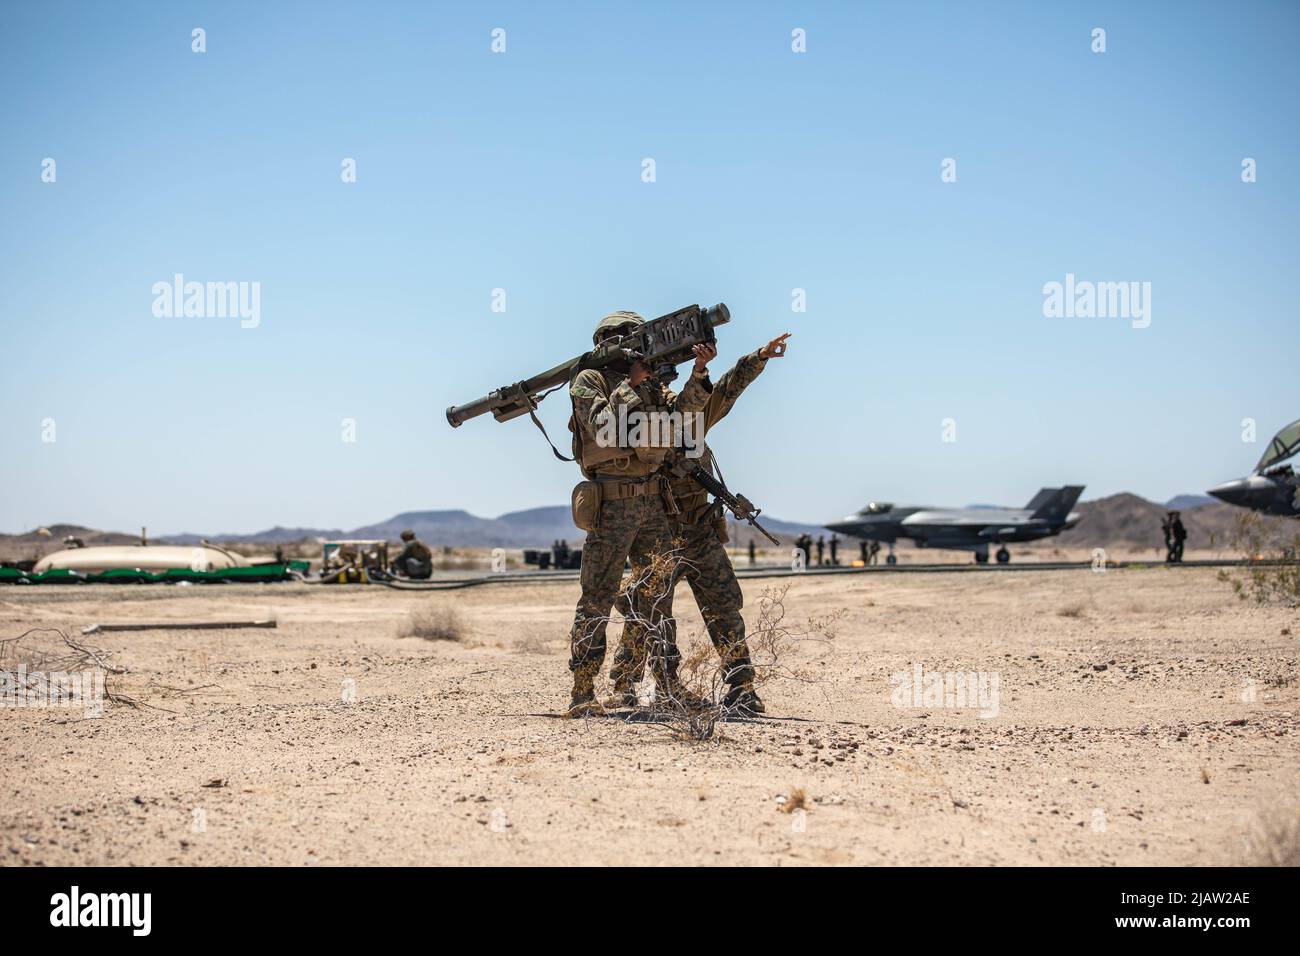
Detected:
[759,333,791,359]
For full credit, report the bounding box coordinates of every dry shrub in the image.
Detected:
[1057,603,1086,618]
[0,626,137,709]
[1242,806,1300,866]
[610,546,843,742]
[1220,512,1300,606]
[780,788,807,813]
[516,632,554,656]
[399,606,464,642]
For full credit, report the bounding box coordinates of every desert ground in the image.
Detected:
[2,563,1297,866]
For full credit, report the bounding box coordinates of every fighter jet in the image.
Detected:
[826,486,1085,564]
[1207,418,1300,518]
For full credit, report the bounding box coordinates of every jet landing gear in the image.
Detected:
[886,544,897,566]
[995,547,1011,564]
[974,550,989,564]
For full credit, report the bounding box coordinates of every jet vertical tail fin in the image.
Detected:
[1029,485,1085,521]
[1023,487,1060,513]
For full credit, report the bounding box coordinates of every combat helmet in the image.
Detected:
[400,529,415,541]
[593,311,644,346]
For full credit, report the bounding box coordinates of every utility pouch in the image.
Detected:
[572,481,603,532]
[660,478,681,517]
[704,499,728,544]
[713,513,730,545]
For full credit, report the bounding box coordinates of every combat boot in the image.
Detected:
[567,672,605,718]
[722,682,765,716]
[656,682,710,712]
[601,682,639,710]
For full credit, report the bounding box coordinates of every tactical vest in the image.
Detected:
[570,372,677,479]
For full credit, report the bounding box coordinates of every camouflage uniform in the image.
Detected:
[609,349,769,700]
[393,531,433,579]
[567,313,711,709]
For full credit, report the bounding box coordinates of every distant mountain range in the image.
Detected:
[1,493,1289,559]
[154,507,870,550]
[1049,493,1275,550]
[1164,494,1217,511]
[152,507,834,549]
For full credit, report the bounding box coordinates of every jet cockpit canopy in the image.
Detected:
[1255,419,1300,474]
[863,502,894,514]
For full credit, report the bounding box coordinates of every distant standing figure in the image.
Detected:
[1170,511,1187,564]
[860,540,868,566]
[816,535,825,567]
[748,539,756,566]
[868,541,881,565]
[393,529,433,579]
[829,534,839,566]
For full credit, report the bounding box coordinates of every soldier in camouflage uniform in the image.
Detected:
[566,311,715,715]
[607,332,791,716]
[391,529,434,579]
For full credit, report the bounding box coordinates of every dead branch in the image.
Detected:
[578,549,843,742]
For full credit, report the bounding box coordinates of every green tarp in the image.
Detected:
[0,562,310,585]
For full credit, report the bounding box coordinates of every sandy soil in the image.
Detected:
[1,564,1296,866]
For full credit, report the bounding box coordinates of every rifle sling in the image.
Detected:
[524,378,575,463]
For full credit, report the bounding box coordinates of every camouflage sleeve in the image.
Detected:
[700,350,767,432]
[570,368,640,442]
[668,366,712,415]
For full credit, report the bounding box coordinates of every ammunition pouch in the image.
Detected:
[571,481,602,532]
[700,499,728,544]
[714,513,730,545]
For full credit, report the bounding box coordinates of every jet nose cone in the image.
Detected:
[1208,478,1252,506]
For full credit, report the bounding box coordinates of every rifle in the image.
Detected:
[445,303,730,428]
[667,456,780,546]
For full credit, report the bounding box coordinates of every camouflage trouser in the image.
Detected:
[568,494,676,685]
[401,557,433,579]
[609,516,753,690]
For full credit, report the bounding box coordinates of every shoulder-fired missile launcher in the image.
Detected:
[445,303,729,428]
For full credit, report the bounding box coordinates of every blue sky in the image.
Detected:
[2,1,1297,534]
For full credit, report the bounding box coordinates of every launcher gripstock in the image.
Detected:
[445,303,730,428]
